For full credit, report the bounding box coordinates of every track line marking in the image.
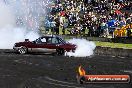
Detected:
[42,80,84,88]
[45,76,76,85]
[123,70,132,74]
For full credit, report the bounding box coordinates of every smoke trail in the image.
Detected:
[66,38,96,57]
[0,1,40,49]
[0,2,15,29]
[5,0,52,30]
[0,27,39,49]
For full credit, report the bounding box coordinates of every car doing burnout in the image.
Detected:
[13,35,76,55]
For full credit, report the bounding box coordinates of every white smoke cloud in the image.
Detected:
[66,38,96,57]
[0,2,39,49]
[0,2,15,28]
[0,26,39,49]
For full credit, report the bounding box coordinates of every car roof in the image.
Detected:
[39,35,66,44]
[40,35,61,39]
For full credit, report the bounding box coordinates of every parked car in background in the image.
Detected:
[13,35,76,55]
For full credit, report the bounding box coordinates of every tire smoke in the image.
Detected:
[0,2,15,29]
[66,38,96,57]
[0,27,39,49]
[0,2,39,49]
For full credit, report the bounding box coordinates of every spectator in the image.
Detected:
[60,15,66,34]
[55,16,60,34]
[42,0,132,37]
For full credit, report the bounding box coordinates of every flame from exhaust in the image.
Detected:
[78,66,86,76]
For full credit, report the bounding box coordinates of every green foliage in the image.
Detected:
[95,41,132,49]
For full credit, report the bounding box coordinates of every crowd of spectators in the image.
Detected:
[43,0,132,38]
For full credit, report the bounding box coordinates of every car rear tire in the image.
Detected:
[56,48,65,56]
[18,46,28,54]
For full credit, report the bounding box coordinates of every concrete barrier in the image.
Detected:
[95,46,132,57]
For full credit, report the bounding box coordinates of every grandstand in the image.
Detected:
[39,0,132,43]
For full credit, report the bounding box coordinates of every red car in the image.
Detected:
[13,35,76,55]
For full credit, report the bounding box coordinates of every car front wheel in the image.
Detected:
[18,46,27,54]
[56,48,65,56]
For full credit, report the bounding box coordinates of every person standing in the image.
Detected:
[60,16,66,35]
[50,16,56,34]
[55,16,60,35]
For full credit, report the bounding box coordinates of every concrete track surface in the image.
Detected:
[0,49,132,88]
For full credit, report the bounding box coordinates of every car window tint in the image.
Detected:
[36,38,42,44]
[47,38,52,43]
[58,38,63,44]
[52,37,59,44]
[57,37,65,44]
[41,38,46,43]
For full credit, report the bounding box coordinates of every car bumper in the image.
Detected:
[13,46,20,51]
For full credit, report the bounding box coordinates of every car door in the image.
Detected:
[42,37,58,53]
[31,37,48,53]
